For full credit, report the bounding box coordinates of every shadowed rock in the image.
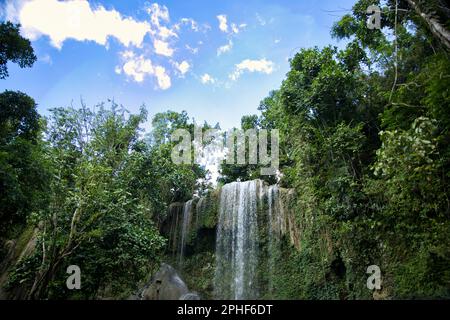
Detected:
[142,263,200,300]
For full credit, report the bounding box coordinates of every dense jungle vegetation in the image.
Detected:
[1,0,449,299]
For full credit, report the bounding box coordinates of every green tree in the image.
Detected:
[0,91,49,238]
[149,110,190,145]
[0,22,36,79]
[249,0,450,299]
[7,102,166,299]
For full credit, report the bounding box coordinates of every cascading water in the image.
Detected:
[213,180,295,299]
[179,199,193,266]
[161,179,297,299]
[214,180,260,299]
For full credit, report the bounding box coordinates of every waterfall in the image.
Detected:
[161,180,297,299]
[207,179,296,299]
[214,180,260,299]
[179,199,193,266]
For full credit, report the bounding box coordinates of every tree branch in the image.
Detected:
[406,0,450,50]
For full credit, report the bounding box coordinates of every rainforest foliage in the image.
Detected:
[0,23,205,298]
[219,0,450,298]
[1,0,450,299]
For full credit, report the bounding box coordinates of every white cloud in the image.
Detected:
[217,40,233,56]
[174,60,190,75]
[145,4,178,40]
[231,23,238,34]
[147,3,169,28]
[154,66,171,90]
[11,0,151,49]
[158,26,177,40]
[230,58,274,81]
[217,14,246,34]
[118,52,171,90]
[231,23,246,34]
[177,18,199,32]
[200,73,215,85]
[122,55,153,83]
[121,50,135,59]
[6,1,209,91]
[154,39,174,57]
[217,14,228,33]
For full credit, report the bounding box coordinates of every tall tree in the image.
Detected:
[0,22,36,79]
[406,0,450,50]
[0,91,48,236]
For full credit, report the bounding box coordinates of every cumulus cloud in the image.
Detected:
[121,50,135,59]
[176,18,199,32]
[216,14,245,35]
[5,1,211,90]
[158,26,177,40]
[200,73,215,85]
[153,66,171,90]
[121,53,153,83]
[174,60,190,76]
[217,14,228,33]
[9,0,151,49]
[147,3,169,28]
[217,40,233,56]
[230,23,246,34]
[117,51,171,90]
[229,58,274,81]
[230,23,239,34]
[153,39,174,57]
[215,15,245,55]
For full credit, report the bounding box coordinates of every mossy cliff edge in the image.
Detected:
[159,179,370,300]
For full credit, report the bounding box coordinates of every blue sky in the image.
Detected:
[0,0,355,130]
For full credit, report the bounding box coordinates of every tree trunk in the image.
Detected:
[28,256,64,299]
[406,0,450,50]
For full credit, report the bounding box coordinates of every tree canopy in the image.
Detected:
[0,22,36,79]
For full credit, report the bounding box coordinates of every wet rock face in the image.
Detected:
[0,227,40,300]
[159,180,298,300]
[142,263,199,300]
